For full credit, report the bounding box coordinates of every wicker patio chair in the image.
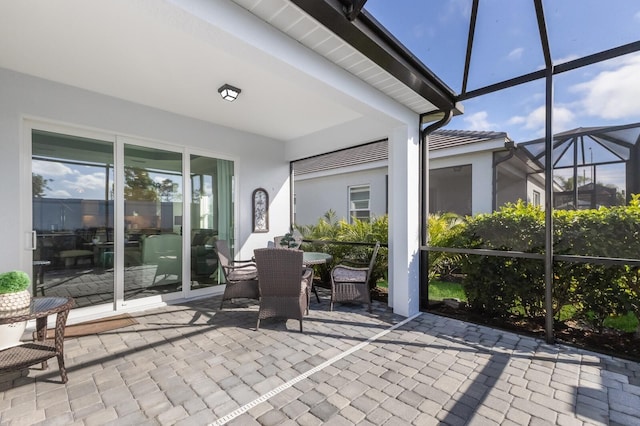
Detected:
[253,248,314,332]
[215,240,259,309]
[330,242,380,313]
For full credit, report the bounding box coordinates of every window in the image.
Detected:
[429,165,472,216]
[349,185,370,222]
[532,190,541,207]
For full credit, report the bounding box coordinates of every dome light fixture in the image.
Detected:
[218,84,241,102]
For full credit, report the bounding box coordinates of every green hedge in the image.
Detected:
[452,198,640,331]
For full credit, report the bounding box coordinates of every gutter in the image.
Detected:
[419,110,454,311]
[492,140,516,211]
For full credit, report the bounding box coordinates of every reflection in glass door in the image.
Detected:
[32,130,114,308]
[189,155,234,288]
[31,129,235,307]
[123,144,183,300]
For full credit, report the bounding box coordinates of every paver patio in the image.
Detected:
[1,289,639,425]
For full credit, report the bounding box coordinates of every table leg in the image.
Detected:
[35,316,49,369]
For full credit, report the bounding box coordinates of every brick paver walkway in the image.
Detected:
[1,290,639,425]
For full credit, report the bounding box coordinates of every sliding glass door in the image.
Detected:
[123,144,183,301]
[30,126,236,311]
[32,130,115,308]
[189,155,234,289]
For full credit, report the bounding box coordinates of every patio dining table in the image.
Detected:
[0,296,74,383]
[302,251,332,303]
[302,251,332,266]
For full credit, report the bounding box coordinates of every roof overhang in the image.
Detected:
[290,0,460,115]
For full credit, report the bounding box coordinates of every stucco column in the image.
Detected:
[388,123,420,317]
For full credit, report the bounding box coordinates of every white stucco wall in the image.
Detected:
[0,68,289,274]
[294,166,387,226]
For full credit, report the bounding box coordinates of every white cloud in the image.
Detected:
[553,54,580,65]
[508,105,575,137]
[508,116,526,125]
[462,111,495,131]
[32,161,73,177]
[439,0,472,22]
[508,47,524,61]
[635,11,640,22]
[551,107,576,132]
[58,173,107,197]
[66,173,106,191]
[571,54,640,120]
[48,190,71,198]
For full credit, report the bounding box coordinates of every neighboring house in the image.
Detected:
[294,130,546,225]
[294,141,389,225]
[429,129,545,216]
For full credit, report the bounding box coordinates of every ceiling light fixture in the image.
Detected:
[218,84,241,102]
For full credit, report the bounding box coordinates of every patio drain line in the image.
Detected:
[210,312,422,426]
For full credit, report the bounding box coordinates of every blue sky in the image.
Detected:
[365,0,640,144]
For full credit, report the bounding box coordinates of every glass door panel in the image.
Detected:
[189,155,234,289]
[32,130,114,308]
[123,144,183,300]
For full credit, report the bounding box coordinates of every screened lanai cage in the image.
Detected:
[319,0,640,352]
[518,122,640,210]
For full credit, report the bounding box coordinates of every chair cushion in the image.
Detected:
[227,267,257,281]
[332,267,367,282]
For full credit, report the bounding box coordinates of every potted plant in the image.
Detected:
[0,270,32,350]
[279,232,296,248]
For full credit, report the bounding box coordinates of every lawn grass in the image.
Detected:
[558,304,638,332]
[428,280,467,301]
[378,280,638,333]
[377,280,467,302]
[603,311,639,333]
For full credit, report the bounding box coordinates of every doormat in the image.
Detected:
[46,314,138,339]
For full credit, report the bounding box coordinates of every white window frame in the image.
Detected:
[349,184,370,223]
[533,190,541,207]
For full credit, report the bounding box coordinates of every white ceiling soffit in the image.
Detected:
[0,0,385,141]
[231,0,439,115]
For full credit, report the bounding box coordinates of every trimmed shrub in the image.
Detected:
[458,201,546,318]
[456,198,640,332]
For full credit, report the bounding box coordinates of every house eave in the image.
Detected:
[290,0,459,114]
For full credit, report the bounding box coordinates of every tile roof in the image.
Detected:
[428,129,508,151]
[294,140,388,176]
[293,130,509,175]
